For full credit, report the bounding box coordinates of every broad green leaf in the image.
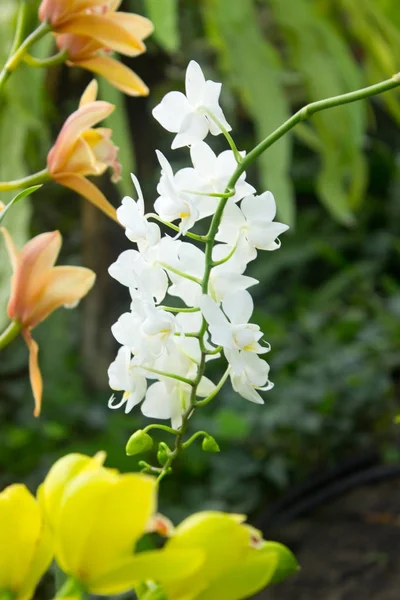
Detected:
[143,0,180,52]
[202,0,295,225]
[0,185,42,225]
[98,78,136,197]
[268,0,367,224]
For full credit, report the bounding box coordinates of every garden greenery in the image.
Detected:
[0,1,399,599]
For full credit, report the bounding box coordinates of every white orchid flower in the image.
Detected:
[117,174,160,248]
[189,142,256,218]
[108,346,147,413]
[108,248,169,304]
[217,192,289,253]
[230,351,273,404]
[200,291,269,371]
[152,60,231,149]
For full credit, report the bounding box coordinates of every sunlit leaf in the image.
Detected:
[143,0,180,53]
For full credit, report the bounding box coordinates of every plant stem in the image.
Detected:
[141,366,195,386]
[159,263,202,285]
[160,305,200,313]
[146,213,208,242]
[0,21,51,94]
[0,321,22,351]
[0,169,50,192]
[23,50,68,68]
[154,73,400,481]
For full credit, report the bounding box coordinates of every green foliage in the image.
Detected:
[142,0,180,52]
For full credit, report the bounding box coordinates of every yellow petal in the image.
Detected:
[1,226,20,271]
[79,79,98,107]
[61,137,101,176]
[48,101,114,174]
[22,330,43,417]
[54,173,117,221]
[27,265,96,328]
[40,452,106,527]
[75,55,149,96]
[57,13,145,55]
[106,12,154,41]
[0,484,53,599]
[195,548,278,600]
[55,470,156,585]
[90,548,204,595]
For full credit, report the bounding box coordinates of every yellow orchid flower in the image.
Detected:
[39,452,203,596]
[1,228,96,416]
[38,0,153,95]
[0,484,53,600]
[162,511,296,600]
[47,80,120,220]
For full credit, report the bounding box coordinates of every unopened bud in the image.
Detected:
[157,442,171,466]
[126,430,153,456]
[202,435,220,453]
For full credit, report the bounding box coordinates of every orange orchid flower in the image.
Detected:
[38,0,153,95]
[47,80,120,221]
[1,228,96,417]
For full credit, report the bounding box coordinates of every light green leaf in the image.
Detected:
[202,0,295,225]
[0,185,42,225]
[98,78,136,197]
[143,0,180,52]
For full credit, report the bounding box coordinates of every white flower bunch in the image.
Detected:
[108,60,289,430]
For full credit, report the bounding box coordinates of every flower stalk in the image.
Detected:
[0,321,22,351]
[0,169,50,192]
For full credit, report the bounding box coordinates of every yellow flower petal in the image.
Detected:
[1,226,20,271]
[54,172,117,222]
[90,548,204,595]
[75,55,149,96]
[79,79,98,107]
[57,13,145,55]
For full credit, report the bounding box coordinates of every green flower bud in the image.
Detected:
[263,541,299,584]
[202,435,220,453]
[126,430,153,456]
[157,442,171,466]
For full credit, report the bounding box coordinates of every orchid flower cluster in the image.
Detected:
[107,61,289,473]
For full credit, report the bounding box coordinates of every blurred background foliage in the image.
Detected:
[0,0,400,526]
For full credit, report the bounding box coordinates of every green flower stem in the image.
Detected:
[55,577,84,598]
[143,424,180,436]
[182,430,208,449]
[141,366,195,387]
[154,73,400,482]
[146,214,208,242]
[211,240,239,266]
[195,368,231,407]
[0,21,51,94]
[0,169,50,192]
[205,109,242,163]
[160,305,200,313]
[0,321,22,351]
[182,189,235,199]
[205,345,222,356]
[23,49,69,68]
[159,263,202,285]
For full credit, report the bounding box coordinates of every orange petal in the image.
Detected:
[79,80,98,106]
[56,13,145,55]
[48,101,114,175]
[39,0,112,24]
[54,173,118,222]
[106,12,154,41]
[1,226,20,271]
[61,136,101,175]
[27,265,96,327]
[23,329,43,417]
[8,231,62,324]
[75,55,149,96]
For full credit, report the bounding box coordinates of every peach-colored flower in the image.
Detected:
[56,33,149,96]
[1,228,96,416]
[38,0,153,95]
[47,80,120,221]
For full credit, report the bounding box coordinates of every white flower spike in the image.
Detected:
[152,60,232,149]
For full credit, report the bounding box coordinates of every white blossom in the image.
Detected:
[230,351,273,404]
[117,174,160,249]
[217,192,289,253]
[152,60,231,149]
[108,346,147,413]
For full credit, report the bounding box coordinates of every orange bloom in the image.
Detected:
[47,80,120,221]
[38,0,153,95]
[1,228,96,416]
